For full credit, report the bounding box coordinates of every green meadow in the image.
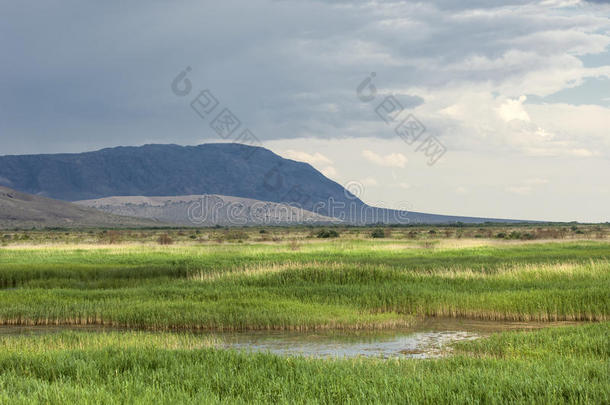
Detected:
[0,230,608,403]
[0,323,607,404]
[0,239,608,329]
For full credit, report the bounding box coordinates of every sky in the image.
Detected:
[1,0,609,222]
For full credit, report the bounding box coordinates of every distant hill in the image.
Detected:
[0,143,523,224]
[0,186,161,229]
[76,195,340,226]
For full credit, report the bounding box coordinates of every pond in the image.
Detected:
[0,318,581,359]
[218,318,580,359]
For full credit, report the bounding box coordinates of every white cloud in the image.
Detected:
[496,96,530,122]
[506,186,533,195]
[507,178,549,195]
[283,150,333,166]
[524,178,549,185]
[320,166,338,179]
[361,150,408,168]
[569,148,596,157]
[361,176,378,187]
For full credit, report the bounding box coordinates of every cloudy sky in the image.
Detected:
[1,0,609,222]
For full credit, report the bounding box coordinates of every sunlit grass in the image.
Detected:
[0,241,607,329]
[0,323,607,404]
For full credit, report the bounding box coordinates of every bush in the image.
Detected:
[225,230,249,241]
[507,231,522,240]
[158,234,173,245]
[316,229,339,238]
[495,232,507,239]
[104,230,122,244]
[370,229,385,238]
[288,239,301,251]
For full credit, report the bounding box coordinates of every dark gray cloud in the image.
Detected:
[0,0,609,154]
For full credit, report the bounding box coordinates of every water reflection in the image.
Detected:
[0,319,582,359]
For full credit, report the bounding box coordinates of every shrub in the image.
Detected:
[225,230,249,241]
[420,241,436,249]
[105,230,122,244]
[288,239,301,251]
[370,229,385,238]
[158,234,173,245]
[316,229,339,238]
[507,231,522,240]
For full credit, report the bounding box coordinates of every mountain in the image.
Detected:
[0,143,522,224]
[0,186,161,229]
[76,195,340,226]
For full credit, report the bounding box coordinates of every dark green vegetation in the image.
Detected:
[0,323,607,404]
[1,222,607,243]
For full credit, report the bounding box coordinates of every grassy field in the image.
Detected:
[0,238,608,329]
[0,323,607,404]
[0,228,608,403]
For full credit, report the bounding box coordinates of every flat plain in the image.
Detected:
[0,225,608,403]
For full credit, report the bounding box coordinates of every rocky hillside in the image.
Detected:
[76,195,340,226]
[0,186,161,229]
[0,143,522,224]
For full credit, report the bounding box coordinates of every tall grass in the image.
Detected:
[0,323,607,404]
[0,241,607,329]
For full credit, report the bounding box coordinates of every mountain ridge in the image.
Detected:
[0,143,524,224]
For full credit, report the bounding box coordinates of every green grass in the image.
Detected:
[0,237,608,403]
[0,241,608,329]
[0,323,607,404]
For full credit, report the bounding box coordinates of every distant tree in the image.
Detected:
[316,229,339,238]
[370,229,385,238]
[158,233,173,245]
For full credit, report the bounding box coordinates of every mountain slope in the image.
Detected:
[0,143,523,224]
[0,143,358,211]
[76,195,340,226]
[0,186,161,229]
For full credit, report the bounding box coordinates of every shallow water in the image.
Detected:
[0,319,582,359]
[221,330,479,359]
[217,319,581,359]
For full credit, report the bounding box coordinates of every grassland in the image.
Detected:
[0,227,608,403]
[0,239,608,330]
[0,323,607,404]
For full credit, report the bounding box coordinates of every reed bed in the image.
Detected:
[0,323,607,404]
[0,241,607,330]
